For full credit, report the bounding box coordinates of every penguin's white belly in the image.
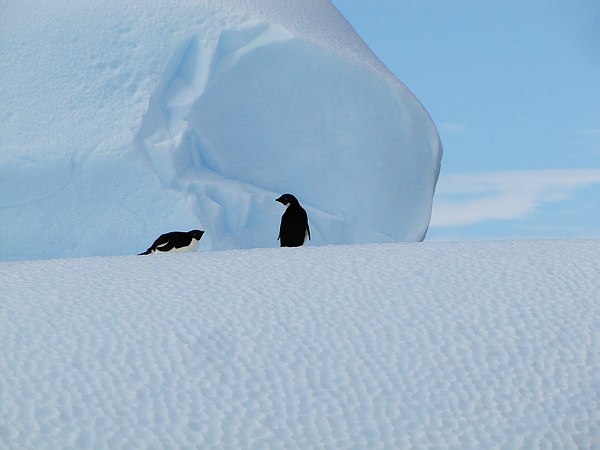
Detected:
[155,239,199,254]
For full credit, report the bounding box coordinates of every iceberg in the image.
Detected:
[0,0,441,260]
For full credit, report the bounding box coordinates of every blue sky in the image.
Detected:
[332,0,600,240]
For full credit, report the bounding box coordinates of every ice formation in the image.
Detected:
[0,0,441,260]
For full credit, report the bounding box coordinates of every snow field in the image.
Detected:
[1,240,598,448]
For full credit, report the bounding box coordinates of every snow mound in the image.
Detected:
[0,0,441,261]
[1,240,598,448]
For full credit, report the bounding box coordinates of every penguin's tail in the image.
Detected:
[138,248,152,255]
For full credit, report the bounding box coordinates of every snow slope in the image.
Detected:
[0,0,441,261]
[1,240,598,448]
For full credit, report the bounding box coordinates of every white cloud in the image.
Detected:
[430,169,600,227]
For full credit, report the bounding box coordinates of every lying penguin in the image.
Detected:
[139,229,204,255]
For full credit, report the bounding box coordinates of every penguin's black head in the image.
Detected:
[190,229,204,240]
[276,193,298,207]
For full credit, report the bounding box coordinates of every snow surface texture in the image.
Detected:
[0,0,442,261]
[1,240,598,448]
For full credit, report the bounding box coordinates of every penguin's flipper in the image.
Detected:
[156,241,177,252]
[306,222,311,241]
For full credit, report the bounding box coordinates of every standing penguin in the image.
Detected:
[276,194,310,247]
[139,229,204,255]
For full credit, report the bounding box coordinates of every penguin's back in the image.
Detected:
[279,206,309,247]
